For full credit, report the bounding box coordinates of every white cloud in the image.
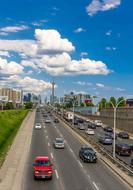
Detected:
[74,28,86,33]
[106,30,112,36]
[74,81,92,86]
[0,32,8,36]
[106,46,117,51]
[35,29,75,53]
[0,29,75,56]
[86,0,121,16]
[0,25,29,33]
[96,83,105,88]
[0,50,10,57]
[116,87,125,92]
[31,22,43,26]
[0,57,24,75]
[1,75,52,92]
[80,52,88,57]
[21,60,38,69]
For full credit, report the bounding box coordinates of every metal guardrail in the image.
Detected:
[54,113,133,177]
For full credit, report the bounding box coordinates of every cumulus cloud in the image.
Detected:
[86,0,121,16]
[106,30,112,36]
[1,75,52,92]
[0,29,111,77]
[74,28,86,33]
[0,57,24,75]
[35,29,75,53]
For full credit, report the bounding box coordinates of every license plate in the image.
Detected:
[41,176,46,178]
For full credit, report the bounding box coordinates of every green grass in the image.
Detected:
[0,109,29,167]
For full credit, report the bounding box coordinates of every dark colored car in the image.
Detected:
[99,136,112,145]
[54,118,59,123]
[129,144,133,151]
[88,123,97,129]
[33,156,53,180]
[77,118,84,124]
[115,144,132,156]
[118,132,129,139]
[103,127,113,133]
[79,146,97,163]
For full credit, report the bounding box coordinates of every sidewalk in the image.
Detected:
[0,109,35,190]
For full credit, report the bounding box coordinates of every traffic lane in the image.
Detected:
[53,116,131,190]
[44,120,95,190]
[91,127,133,164]
[22,113,61,190]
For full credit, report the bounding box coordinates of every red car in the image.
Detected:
[33,156,53,180]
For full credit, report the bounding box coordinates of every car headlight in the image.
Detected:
[35,170,39,174]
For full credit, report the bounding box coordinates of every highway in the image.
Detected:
[72,116,133,166]
[23,109,131,190]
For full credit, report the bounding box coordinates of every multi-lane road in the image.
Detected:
[23,109,132,190]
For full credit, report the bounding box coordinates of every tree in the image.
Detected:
[117,97,126,107]
[4,102,14,110]
[99,98,107,110]
[80,102,85,107]
[109,97,116,107]
[24,102,33,109]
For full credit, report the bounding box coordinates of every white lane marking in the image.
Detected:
[92,182,99,190]
[48,142,50,147]
[69,148,73,153]
[44,130,47,133]
[44,125,45,129]
[46,135,48,139]
[55,169,59,179]
[78,160,83,168]
[87,174,91,179]
[50,153,53,159]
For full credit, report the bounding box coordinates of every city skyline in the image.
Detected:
[0,0,133,99]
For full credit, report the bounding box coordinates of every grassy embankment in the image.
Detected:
[0,109,29,167]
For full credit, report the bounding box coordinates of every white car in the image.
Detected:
[95,120,102,127]
[35,123,42,129]
[45,119,51,123]
[85,129,95,135]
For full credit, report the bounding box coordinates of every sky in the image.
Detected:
[0,0,133,101]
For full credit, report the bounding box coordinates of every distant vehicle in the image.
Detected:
[85,129,95,135]
[54,118,59,123]
[33,156,53,180]
[105,132,117,139]
[118,131,129,139]
[45,118,51,123]
[130,159,133,169]
[77,118,84,124]
[79,146,97,163]
[64,111,74,122]
[88,123,97,129]
[78,125,85,130]
[53,138,65,149]
[94,120,102,127]
[99,136,112,145]
[103,127,113,133]
[43,114,47,117]
[35,123,42,129]
[115,144,131,156]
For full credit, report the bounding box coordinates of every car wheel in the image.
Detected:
[34,175,37,180]
[83,157,86,163]
[49,176,52,180]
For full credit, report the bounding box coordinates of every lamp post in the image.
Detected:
[110,99,125,158]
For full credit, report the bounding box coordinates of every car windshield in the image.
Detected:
[36,160,51,166]
[56,139,64,143]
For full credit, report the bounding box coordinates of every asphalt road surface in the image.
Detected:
[23,109,131,190]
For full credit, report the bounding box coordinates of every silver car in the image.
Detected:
[53,138,65,149]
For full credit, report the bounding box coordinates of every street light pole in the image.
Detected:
[110,99,125,158]
[72,102,74,128]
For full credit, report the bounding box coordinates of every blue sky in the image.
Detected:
[0,0,133,100]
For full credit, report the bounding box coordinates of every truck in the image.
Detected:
[64,111,74,122]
